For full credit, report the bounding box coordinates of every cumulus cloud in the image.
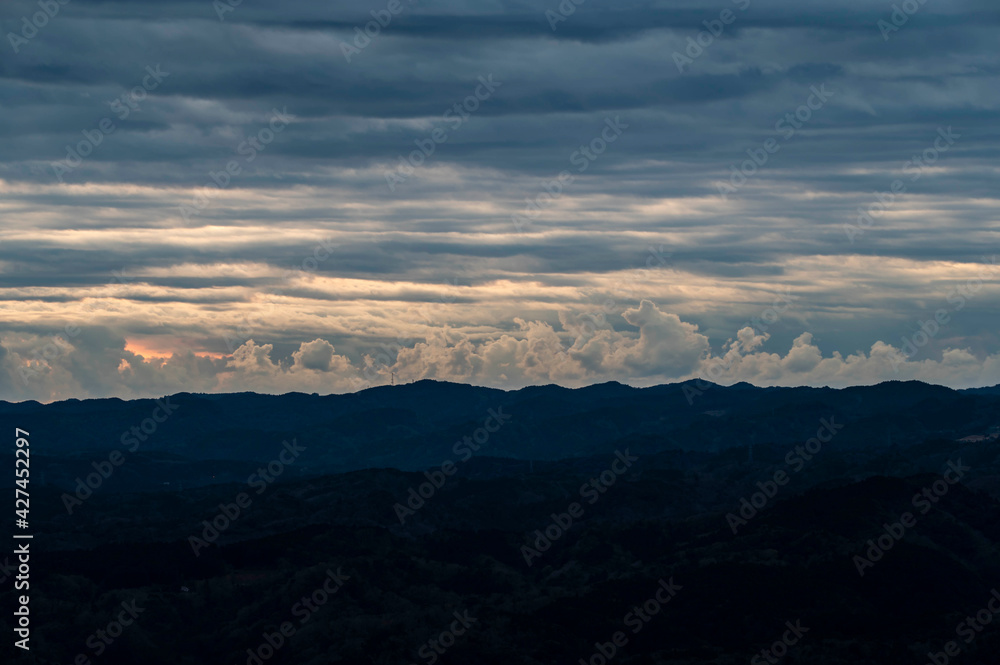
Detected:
[0,330,364,401]
[5,302,999,401]
[292,338,339,371]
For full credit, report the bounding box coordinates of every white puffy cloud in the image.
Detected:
[3,300,1000,402]
[0,333,363,401]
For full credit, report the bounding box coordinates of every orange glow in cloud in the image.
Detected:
[124,338,228,360]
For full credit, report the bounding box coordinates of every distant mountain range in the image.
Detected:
[4,380,1000,664]
[4,379,1000,493]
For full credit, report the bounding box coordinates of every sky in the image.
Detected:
[1,0,999,402]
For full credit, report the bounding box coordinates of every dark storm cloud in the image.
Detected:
[1,0,999,399]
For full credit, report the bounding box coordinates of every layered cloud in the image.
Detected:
[1,0,999,400]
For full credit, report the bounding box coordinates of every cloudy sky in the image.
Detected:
[1,0,999,401]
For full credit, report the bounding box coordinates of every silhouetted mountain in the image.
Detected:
[3,380,999,664]
[5,379,1000,493]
